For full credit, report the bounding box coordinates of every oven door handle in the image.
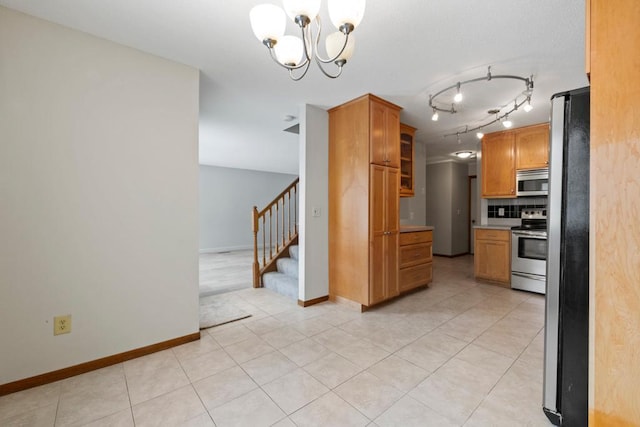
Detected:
[512,231,547,239]
[512,272,546,282]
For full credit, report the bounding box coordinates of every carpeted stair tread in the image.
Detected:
[263,272,298,300]
[277,257,298,278]
[289,245,299,260]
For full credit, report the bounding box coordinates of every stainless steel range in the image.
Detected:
[511,209,547,294]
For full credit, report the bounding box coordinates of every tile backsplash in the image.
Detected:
[487,197,547,219]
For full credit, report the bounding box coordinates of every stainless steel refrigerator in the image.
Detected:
[543,87,590,426]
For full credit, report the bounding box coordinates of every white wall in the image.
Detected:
[298,105,329,302]
[199,165,297,252]
[0,7,200,384]
[425,161,470,256]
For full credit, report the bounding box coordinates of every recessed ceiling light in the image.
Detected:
[454,151,474,159]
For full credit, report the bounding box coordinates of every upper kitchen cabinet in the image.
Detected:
[400,123,416,197]
[482,131,516,198]
[482,123,550,198]
[515,123,550,170]
[370,97,400,168]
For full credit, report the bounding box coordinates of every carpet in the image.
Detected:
[199,295,252,330]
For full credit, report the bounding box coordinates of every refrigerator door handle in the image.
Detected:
[543,94,566,415]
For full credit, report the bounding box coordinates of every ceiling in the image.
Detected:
[0,0,588,174]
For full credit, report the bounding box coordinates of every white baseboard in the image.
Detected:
[199,245,253,254]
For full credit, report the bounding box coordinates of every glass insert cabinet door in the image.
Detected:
[400,123,416,197]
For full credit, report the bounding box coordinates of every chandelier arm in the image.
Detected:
[314,57,343,79]
[288,60,312,81]
[298,18,313,64]
[311,16,352,64]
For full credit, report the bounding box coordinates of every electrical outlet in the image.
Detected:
[54,315,72,335]
[498,208,505,217]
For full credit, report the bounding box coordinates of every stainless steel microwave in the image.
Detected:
[516,168,549,196]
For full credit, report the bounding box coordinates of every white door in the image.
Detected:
[469,176,477,253]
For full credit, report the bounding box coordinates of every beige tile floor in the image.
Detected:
[0,255,552,426]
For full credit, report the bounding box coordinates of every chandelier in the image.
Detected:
[428,66,534,139]
[249,0,366,81]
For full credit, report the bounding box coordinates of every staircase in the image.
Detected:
[263,245,299,300]
[252,178,299,300]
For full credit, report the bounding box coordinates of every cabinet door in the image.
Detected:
[385,168,400,298]
[369,166,399,305]
[386,108,400,168]
[474,237,511,284]
[369,165,386,305]
[370,101,400,168]
[482,131,516,198]
[516,123,550,170]
[400,124,416,197]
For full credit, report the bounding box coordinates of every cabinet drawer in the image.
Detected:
[399,263,433,292]
[399,243,432,268]
[475,228,510,242]
[400,231,432,245]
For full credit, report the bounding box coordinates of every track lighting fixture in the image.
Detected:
[476,132,484,139]
[454,82,463,103]
[524,97,533,112]
[427,66,534,139]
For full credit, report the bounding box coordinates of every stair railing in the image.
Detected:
[252,178,299,287]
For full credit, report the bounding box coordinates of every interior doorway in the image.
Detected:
[469,175,477,253]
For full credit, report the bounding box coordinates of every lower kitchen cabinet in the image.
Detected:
[474,228,511,286]
[399,230,433,292]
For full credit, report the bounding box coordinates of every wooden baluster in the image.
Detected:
[276,200,280,253]
[287,190,291,240]
[282,196,285,246]
[269,208,273,259]
[252,206,260,287]
[262,214,266,266]
[294,183,298,234]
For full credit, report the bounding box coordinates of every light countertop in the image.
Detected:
[400,225,434,232]
[473,225,513,230]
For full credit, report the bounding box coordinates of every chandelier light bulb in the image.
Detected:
[274,35,304,66]
[250,4,286,42]
[326,32,355,61]
[328,0,366,31]
[431,110,439,121]
[476,132,484,139]
[282,0,321,23]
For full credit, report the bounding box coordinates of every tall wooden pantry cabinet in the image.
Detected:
[328,94,401,310]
